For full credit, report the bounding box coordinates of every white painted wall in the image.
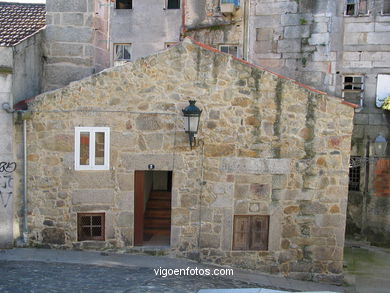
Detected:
[0,46,14,248]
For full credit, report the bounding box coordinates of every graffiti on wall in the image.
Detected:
[0,162,16,208]
[0,162,16,173]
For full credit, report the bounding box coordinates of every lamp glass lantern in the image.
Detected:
[373,135,388,157]
[182,100,202,148]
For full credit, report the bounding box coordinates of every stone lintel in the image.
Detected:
[220,157,291,174]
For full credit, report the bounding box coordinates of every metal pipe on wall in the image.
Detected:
[22,118,28,244]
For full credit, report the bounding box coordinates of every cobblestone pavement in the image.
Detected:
[0,260,275,293]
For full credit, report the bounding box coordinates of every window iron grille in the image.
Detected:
[349,157,361,191]
[77,213,105,241]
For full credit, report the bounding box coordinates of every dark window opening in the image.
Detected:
[114,44,131,61]
[342,75,364,107]
[349,157,361,191]
[233,215,269,250]
[346,3,356,15]
[345,0,367,15]
[383,0,390,14]
[116,0,132,9]
[220,45,239,57]
[167,0,180,9]
[78,213,105,241]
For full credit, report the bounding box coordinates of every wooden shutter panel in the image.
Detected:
[233,216,250,250]
[250,215,269,250]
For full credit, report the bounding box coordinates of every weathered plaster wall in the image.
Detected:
[110,0,182,64]
[19,39,354,282]
[12,31,44,103]
[0,46,14,248]
[43,0,110,92]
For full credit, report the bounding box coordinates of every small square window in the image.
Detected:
[78,213,105,241]
[233,215,269,250]
[219,45,239,58]
[342,75,364,107]
[167,0,180,9]
[349,157,361,191]
[114,44,132,61]
[75,127,110,171]
[383,0,390,14]
[345,0,367,16]
[116,0,132,9]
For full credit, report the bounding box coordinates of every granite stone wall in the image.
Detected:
[18,38,354,283]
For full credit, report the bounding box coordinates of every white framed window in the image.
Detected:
[114,43,132,61]
[382,0,390,14]
[345,0,368,16]
[219,45,239,58]
[75,127,110,171]
[342,75,364,107]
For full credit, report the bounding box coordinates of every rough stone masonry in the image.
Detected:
[14,38,355,283]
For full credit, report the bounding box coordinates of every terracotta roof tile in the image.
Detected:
[0,2,45,47]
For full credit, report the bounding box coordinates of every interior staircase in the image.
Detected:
[143,191,171,242]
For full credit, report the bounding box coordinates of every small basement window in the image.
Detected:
[75,127,110,171]
[233,215,269,250]
[219,45,239,58]
[116,0,132,9]
[345,0,368,16]
[349,157,361,191]
[383,0,390,14]
[167,0,180,9]
[342,75,364,107]
[78,213,105,241]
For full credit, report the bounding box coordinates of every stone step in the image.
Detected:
[149,191,171,200]
[145,209,171,218]
[144,218,171,228]
[146,200,171,209]
[144,228,170,236]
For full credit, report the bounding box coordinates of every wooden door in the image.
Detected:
[134,171,145,246]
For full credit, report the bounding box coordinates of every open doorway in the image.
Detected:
[134,171,172,246]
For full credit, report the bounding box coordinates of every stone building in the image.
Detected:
[246,0,390,247]
[14,39,355,283]
[43,0,110,91]
[43,0,247,91]
[41,0,390,246]
[0,2,45,248]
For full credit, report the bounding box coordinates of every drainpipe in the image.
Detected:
[181,0,186,39]
[2,102,29,245]
[22,118,28,244]
[242,0,250,60]
[362,139,370,236]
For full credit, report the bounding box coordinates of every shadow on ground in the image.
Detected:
[344,244,390,293]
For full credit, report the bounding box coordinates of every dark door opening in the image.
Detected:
[134,171,172,246]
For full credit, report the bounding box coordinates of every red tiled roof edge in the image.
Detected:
[341,100,359,109]
[185,37,357,109]
[13,97,35,110]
